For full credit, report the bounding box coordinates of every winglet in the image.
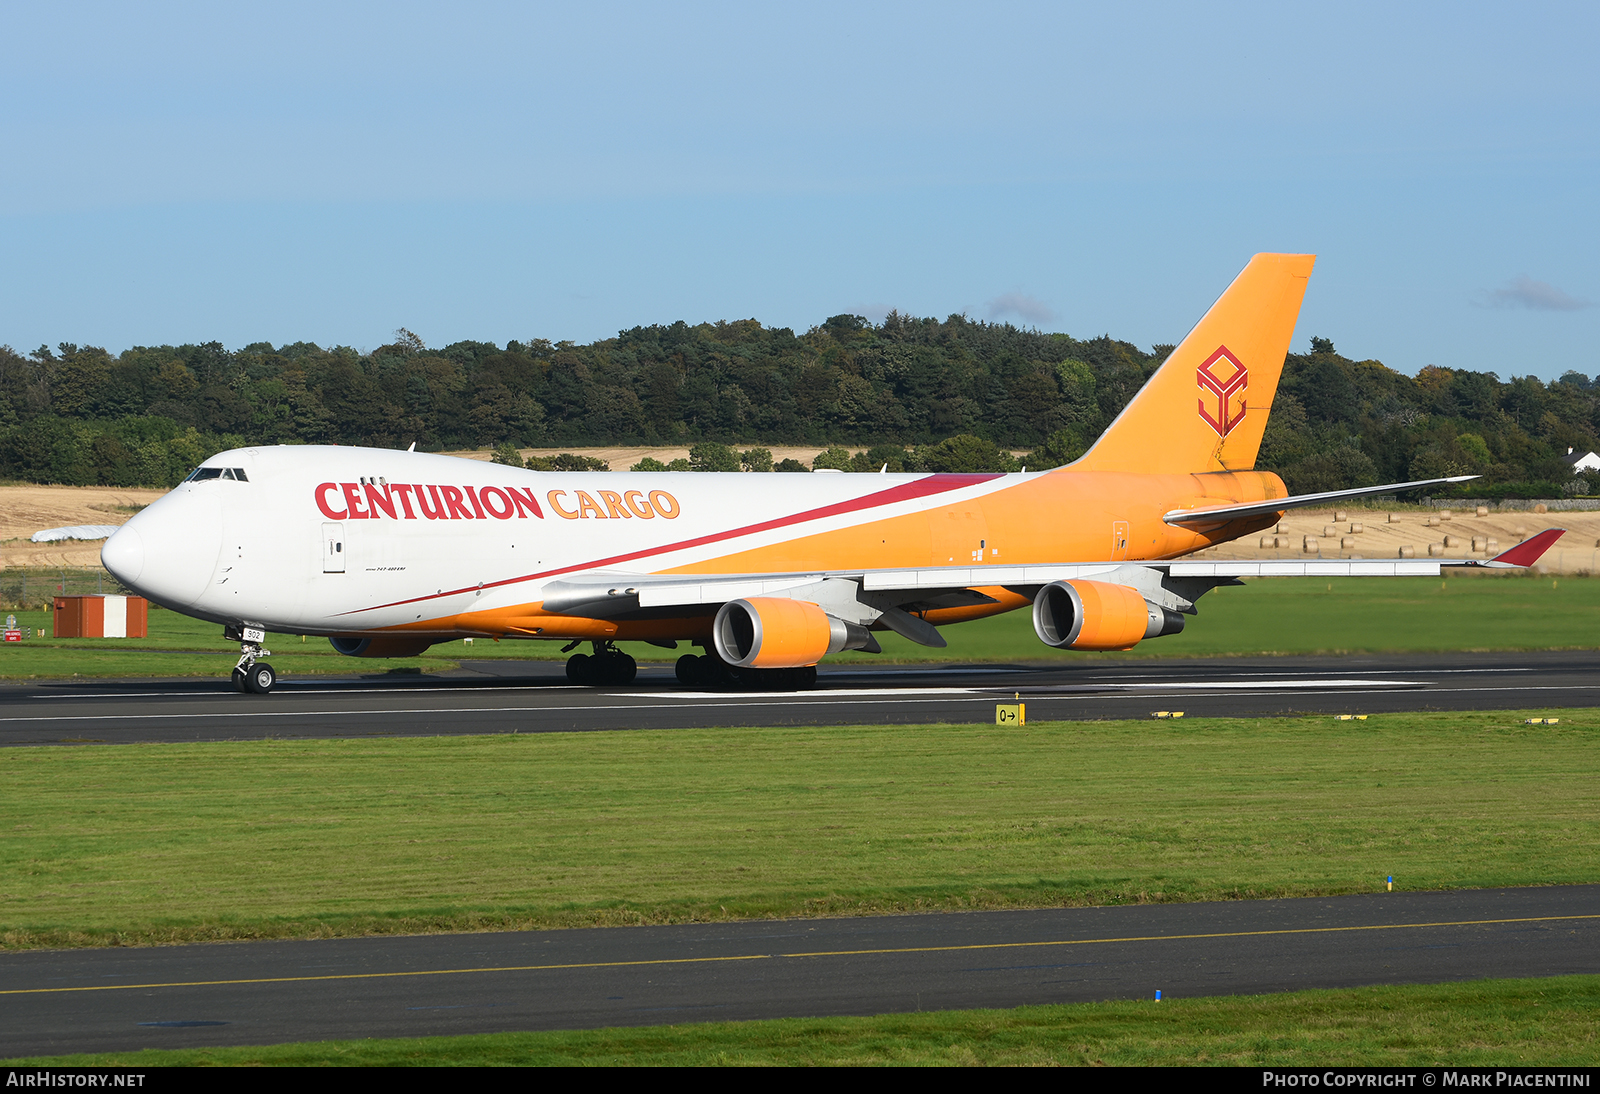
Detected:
[1486,528,1565,567]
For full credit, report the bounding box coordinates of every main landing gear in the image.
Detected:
[227,625,276,694]
[560,642,818,691]
[674,652,816,691]
[566,642,637,686]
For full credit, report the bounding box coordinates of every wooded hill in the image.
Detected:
[1,317,1595,498]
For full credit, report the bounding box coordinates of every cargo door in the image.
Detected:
[323,523,346,573]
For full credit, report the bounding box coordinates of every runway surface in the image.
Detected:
[2,885,1595,1057]
[0,650,1595,747]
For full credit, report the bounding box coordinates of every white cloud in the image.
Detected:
[986,291,1055,325]
[1475,275,1591,312]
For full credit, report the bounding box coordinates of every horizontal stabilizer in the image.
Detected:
[1163,476,1480,526]
[1468,528,1565,568]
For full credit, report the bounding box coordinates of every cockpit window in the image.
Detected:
[185,467,249,482]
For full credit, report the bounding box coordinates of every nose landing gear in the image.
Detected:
[227,624,276,694]
[233,660,277,694]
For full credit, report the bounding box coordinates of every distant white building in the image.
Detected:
[1562,447,1600,472]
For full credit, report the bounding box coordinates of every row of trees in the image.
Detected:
[1,319,1596,495]
[489,436,1071,475]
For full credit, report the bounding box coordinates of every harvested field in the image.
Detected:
[1192,506,1600,574]
[0,485,166,569]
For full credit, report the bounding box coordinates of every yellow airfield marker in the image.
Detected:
[1152,711,1185,719]
[1524,717,1560,725]
[995,703,1025,725]
[1334,714,1368,721]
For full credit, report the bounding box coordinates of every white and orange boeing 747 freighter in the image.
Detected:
[101,254,1563,692]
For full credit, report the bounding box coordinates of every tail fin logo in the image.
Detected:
[1197,345,1248,438]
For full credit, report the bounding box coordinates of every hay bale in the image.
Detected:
[1259,536,1274,548]
[1335,510,1348,521]
[1323,525,1339,537]
[1428,543,1445,556]
[1486,539,1499,553]
[1398,546,1416,559]
[1534,503,1548,514]
[1476,506,1489,517]
[1440,509,1452,520]
[1386,513,1401,523]
[1349,522,1363,534]
[1275,536,1290,548]
[1303,536,1319,553]
[1444,535,1462,548]
[1472,536,1487,551]
[1340,536,1356,548]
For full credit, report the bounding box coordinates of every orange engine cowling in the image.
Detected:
[713,597,871,668]
[329,635,438,658]
[1031,580,1185,651]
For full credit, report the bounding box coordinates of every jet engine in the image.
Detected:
[713,597,874,668]
[1031,579,1185,651]
[328,635,438,658]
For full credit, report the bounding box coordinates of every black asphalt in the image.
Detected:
[0,650,1595,747]
[2,885,1596,1057]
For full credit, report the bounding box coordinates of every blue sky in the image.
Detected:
[1,2,1595,378]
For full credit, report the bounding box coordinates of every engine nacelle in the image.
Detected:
[1031,580,1185,651]
[329,635,437,658]
[713,597,873,668]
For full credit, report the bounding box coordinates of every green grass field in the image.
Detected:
[8,976,1598,1066]
[3,712,1595,949]
[4,560,1593,1067]
[1,571,1595,679]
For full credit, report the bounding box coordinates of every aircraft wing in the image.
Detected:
[539,529,1565,615]
[1162,475,1480,526]
[540,572,830,615]
[857,529,1563,590]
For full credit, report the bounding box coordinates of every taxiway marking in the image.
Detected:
[5,913,1595,997]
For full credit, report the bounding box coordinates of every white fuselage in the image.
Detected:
[101,445,1034,637]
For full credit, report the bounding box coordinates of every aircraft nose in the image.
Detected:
[101,524,144,585]
[103,491,223,607]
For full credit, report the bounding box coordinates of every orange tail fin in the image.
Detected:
[1072,253,1315,474]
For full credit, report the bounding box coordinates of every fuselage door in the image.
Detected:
[323,522,346,574]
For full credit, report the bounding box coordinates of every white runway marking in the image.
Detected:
[1110,679,1418,690]
[43,684,593,700]
[31,666,1533,702]
[1087,667,1531,680]
[631,687,982,700]
[3,684,1597,727]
